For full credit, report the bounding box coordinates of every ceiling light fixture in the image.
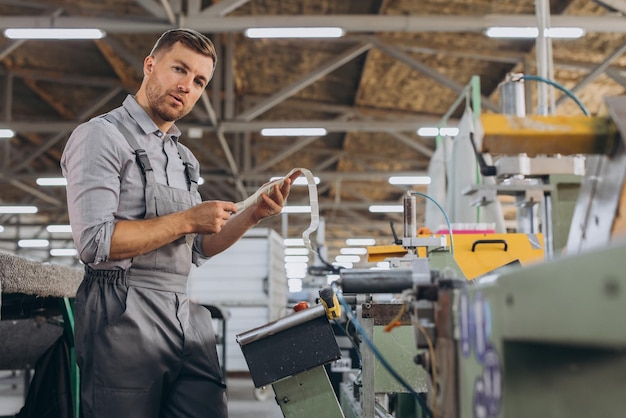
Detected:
[485,27,585,39]
[261,128,327,137]
[284,255,309,263]
[0,129,15,139]
[340,247,368,255]
[245,27,345,39]
[345,238,376,246]
[284,238,305,246]
[417,127,459,137]
[36,177,67,186]
[46,224,72,233]
[284,248,309,256]
[285,262,308,272]
[369,205,403,213]
[50,248,78,257]
[18,239,49,248]
[335,255,361,264]
[3,28,106,40]
[389,176,431,185]
[0,206,38,214]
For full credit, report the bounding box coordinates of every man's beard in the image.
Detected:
[146,82,190,122]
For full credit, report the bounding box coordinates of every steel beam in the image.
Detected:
[1,15,625,33]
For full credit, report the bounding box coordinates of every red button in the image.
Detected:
[293,301,309,312]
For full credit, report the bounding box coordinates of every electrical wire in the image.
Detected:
[332,283,435,418]
[518,74,590,116]
[335,316,363,367]
[383,302,406,333]
[410,191,455,255]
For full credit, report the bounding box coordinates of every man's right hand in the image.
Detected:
[186,200,239,235]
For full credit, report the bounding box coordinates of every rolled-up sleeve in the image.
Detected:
[61,119,128,265]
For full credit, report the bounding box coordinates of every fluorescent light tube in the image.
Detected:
[284,238,305,246]
[485,27,585,39]
[46,224,72,233]
[18,239,49,248]
[284,248,309,255]
[345,238,376,246]
[335,255,360,263]
[389,176,431,185]
[36,177,67,186]
[284,255,309,263]
[417,127,459,137]
[245,27,344,39]
[0,205,38,214]
[340,247,368,255]
[285,262,308,270]
[50,248,78,257]
[4,28,106,40]
[369,205,403,213]
[548,27,586,38]
[261,128,327,136]
[0,129,15,138]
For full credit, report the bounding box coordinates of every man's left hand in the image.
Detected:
[252,169,301,222]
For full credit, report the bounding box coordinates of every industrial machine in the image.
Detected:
[236,82,626,417]
[236,287,345,417]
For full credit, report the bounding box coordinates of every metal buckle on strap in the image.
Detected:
[134,149,153,173]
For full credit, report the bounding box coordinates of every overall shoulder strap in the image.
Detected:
[175,143,198,193]
[101,113,153,177]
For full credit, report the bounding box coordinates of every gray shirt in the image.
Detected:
[61,95,206,269]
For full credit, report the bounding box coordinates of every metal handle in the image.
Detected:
[471,239,508,252]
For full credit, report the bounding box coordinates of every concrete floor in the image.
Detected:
[0,370,25,416]
[0,370,283,418]
[227,375,284,418]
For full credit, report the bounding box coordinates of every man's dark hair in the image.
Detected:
[150,28,217,70]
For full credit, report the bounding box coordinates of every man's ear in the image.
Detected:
[144,55,155,76]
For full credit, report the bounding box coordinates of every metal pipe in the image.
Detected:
[403,192,417,239]
[339,269,413,294]
[535,0,555,115]
[2,15,625,34]
[499,73,526,117]
[236,304,326,346]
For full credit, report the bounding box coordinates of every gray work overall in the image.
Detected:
[74,114,227,418]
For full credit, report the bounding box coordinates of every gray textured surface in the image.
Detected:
[0,252,78,371]
[0,251,82,298]
[0,320,63,370]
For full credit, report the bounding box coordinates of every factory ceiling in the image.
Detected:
[0,0,625,265]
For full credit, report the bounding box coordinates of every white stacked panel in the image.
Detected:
[188,228,287,372]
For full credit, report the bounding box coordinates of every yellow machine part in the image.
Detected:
[480,113,616,156]
[368,233,545,280]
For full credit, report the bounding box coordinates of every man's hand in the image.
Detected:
[197,170,302,258]
[251,169,301,223]
[186,200,238,235]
